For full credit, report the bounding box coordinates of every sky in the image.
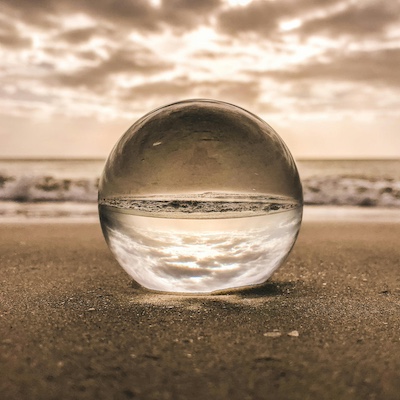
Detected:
[0,0,400,159]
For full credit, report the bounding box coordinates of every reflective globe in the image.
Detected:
[99,99,303,293]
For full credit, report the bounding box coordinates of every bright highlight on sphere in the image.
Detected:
[99,99,303,293]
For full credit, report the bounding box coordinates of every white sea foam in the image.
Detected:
[303,176,400,207]
[0,160,399,219]
[0,174,98,202]
[1,172,399,207]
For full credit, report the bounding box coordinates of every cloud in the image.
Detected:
[217,0,341,36]
[159,0,222,30]
[298,1,400,38]
[56,27,111,44]
[70,0,222,32]
[1,0,222,32]
[0,0,62,29]
[218,1,286,36]
[1,0,400,158]
[121,78,262,107]
[0,19,32,49]
[0,0,156,30]
[53,47,172,90]
[264,48,400,88]
[70,0,162,32]
[216,0,400,48]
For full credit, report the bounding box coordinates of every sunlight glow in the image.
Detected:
[59,14,95,29]
[149,0,161,7]
[280,19,302,32]
[226,0,253,7]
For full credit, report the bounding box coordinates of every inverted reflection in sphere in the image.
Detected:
[99,99,303,293]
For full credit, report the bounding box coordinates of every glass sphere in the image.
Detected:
[99,99,302,293]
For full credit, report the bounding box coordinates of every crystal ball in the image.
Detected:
[99,99,303,293]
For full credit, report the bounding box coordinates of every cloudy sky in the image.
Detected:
[1,0,399,159]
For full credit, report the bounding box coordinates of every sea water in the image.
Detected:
[99,194,302,293]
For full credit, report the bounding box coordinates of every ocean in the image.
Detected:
[0,159,399,219]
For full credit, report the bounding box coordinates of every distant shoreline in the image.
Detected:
[0,157,106,162]
[1,205,400,224]
[1,157,400,162]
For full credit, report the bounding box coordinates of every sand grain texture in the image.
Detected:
[0,221,399,399]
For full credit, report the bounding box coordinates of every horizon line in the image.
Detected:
[0,157,400,162]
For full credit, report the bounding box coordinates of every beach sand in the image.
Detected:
[1,218,399,399]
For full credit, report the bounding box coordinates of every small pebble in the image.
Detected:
[288,330,299,337]
[263,331,282,338]
[88,308,95,311]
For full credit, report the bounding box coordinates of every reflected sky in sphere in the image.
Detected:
[100,205,302,293]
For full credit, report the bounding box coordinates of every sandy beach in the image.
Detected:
[1,216,399,399]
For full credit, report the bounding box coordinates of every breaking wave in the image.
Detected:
[0,174,98,203]
[0,172,400,207]
[303,175,400,207]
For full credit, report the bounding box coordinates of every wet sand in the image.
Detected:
[1,218,399,399]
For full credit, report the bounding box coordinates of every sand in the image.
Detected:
[1,218,399,399]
